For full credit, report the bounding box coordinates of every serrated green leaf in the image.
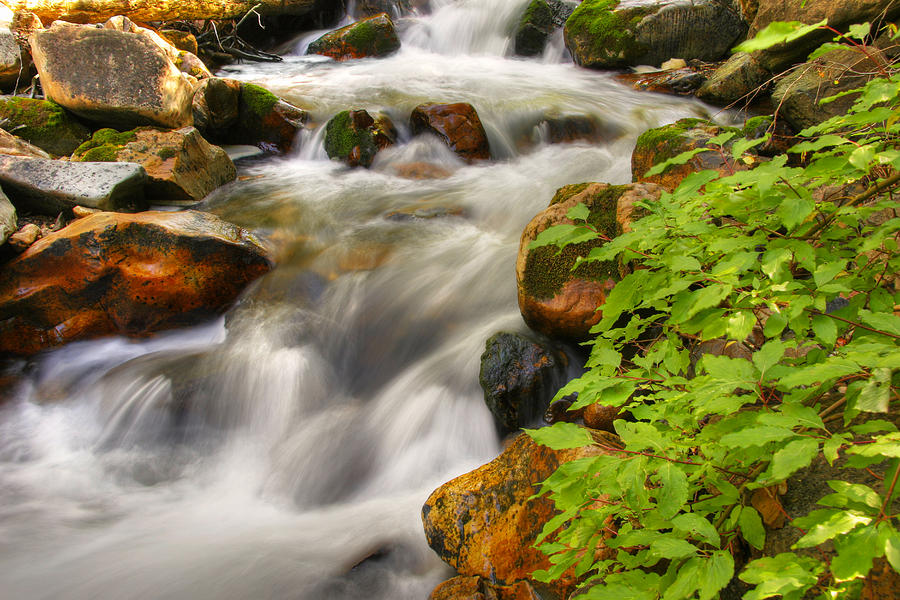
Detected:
[651,537,698,560]
[846,22,871,40]
[780,403,826,430]
[822,480,883,511]
[846,432,900,457]
[670,284,732,323]
[883,524,900,572]
[700,551,735,600]
[823,436,845,465]
[656,462,689,520]
[764,312,788,337]
[770,438,819,481]
[644,147,706,178]
[793,509,872,548]
[740,553,822,600]
[814,260,846,286]
[811,314,838,346]
[525,422,594,450]
[567,202,590,222]
[789,134,850,153]
[857,309,900,336]
[721,426,794,448]
[663,556,702,600]
[831,524,882,581]
[857,368,892,413]
[753,340,786,376]
[739,506,766,550]
[672,513,720,548]
[849,144,877,171]
[529,224,595,250]
[727,310,756,342]
[734,19,828,53]
[777,195,815,229]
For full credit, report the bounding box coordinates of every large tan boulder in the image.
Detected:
[103,16,211,80]
[422,432,611,599]
[72,127,236,203]
[0,210,272,356]
[516,182,662,341]
[30,21,196,129]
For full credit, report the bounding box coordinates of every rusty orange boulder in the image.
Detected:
[422,432,608,599]
[516,182,662,341]
[429,575,544,600]
[0,210,272,356]
[307,13,401,61]
[410,102,490,163]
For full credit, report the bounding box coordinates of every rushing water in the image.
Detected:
[0,1,717,598]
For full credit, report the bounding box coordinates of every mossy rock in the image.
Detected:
[307,13,401,61]
[695,52,771,107]
[0,96,91,156]
[324,109,396,168]
[564,0,746,69]
[72,128,138,162]
[234,83,308,153]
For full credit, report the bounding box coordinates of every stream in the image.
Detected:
[0,0,717,598]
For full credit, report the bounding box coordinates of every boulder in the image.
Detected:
[410,102,490,163]
[422,432,611,599]
[233,82,308,153]
[631,117,743,191]
[159,29,199,55]
[192,77,241,139]
[307,13,401,61]
[695,51,771,106]
[479,331,568,435]
[429,576,544,600]
[102,16,211,81]
[538,112,623,145]
[0,96,92,156]
[615,65,711,96]
[323,109,396,167]
[564,0,747,69]
[7,221,39,252]
[0,128,50,158]
[0,210,272,356]
[30,21,196,129]
[351,0,418,19]
[514,0,577,57]
[516,182,660,341]
[0,188,15,245]
[72,127,236,203]
[771,47,887,131]
[0,155,147,214]
[0,25,22,91]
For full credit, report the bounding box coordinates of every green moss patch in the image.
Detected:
[72,128,138,162]
[240,83,280,119]
[0,97,91,156]
[564,0,653,65]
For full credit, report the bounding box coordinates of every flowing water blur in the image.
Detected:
[0,1,716,598]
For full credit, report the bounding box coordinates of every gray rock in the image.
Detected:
[0,156,147,214]
[514,0,577,57]
[0,187,15,244]
[0,27,21,91]
[696,51,771,106]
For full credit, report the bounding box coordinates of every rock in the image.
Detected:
[516,182,660,341]
[631,117,743,191]
[771,47,887,132]
[422,432,611,598]
[0,96,92,156]
[479,332,568,435]
[192,77,241,139]
[30,21,196,129]
[234,82,308,153]
[71,127,236,203]
[0,155,147,214]
[583,402,621,432]
[695,52,771,106]
[0,128,50,158]
[514,0,577,57]
[539,112,623,144]
[159,29,199,56]
[410,102,490,163]
[7,221,39,251]
[429,576,544,600]
[741,115,796,156]
[0,25,22,91]
[564,0,747,69]
[0,210,272,356]
[0,187,15,244]
[351,0,418,19]
[615,66,711,96]
[102,16,211,81]
[307,13,401,61]
[390,162,452,179]
[323,109,396,167]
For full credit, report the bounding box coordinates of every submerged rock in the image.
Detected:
[0,155,147,214]
[479,331,568,435]
[30,21,196,129]
[324,109,396,167]
[0,210,272,356]
[0,96,92,156]
[516,182,661,341]
[564,0,747,69]
[72,126,236,203]
[307,13,401,61]
[410,102,490,163]
[615,66,711,96]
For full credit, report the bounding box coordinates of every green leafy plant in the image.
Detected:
[527,20,900,600]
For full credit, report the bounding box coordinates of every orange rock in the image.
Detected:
[429,575,544,600]
[0,210,271,356]
[410,102,491,163]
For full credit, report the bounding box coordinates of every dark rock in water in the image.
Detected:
[539,112,623,144]
[514,0,577,57]
[0,96,92,156]
[695,52,771,107]
[324,109,396,168]
[615,66,712,96]
[307,13,401,61]
[351,0,420,18]
[564,0,747,69]
[0,210,272,356]
[0,155,147,214]
[410,102,490,163]
[479,331,568,435]
[234,82,308,153]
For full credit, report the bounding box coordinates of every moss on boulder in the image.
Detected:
[324,109,396,168]
[307,13,401,61]
[514,0,576,57]
[0,96,91,156]
[72,128,138,162]
[233,83,308,153]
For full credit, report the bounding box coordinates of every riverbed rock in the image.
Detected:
[307,13,401,61]
[479,332,568,435]
[0,24,22,91]
[423,432,611,598]
[7,221,39,252]
[71,126,236,203]
[538,112,623,145]
[695,51,771,106]
[615,65,711,96]
[30,21,196,129]
[324,109,396,167]
[517,182,660,341]
[0,155,147,214]
[0,128,50,158]
[429,575,544,600]
[564,0,747,70]
[0,188,15,245]
[0,210,272,356]
[410,102,490,163]
[102,16,211,81]
[192,77,241,140]
[514,0,577,57]
[631,117,742,191]
[770,46,887,131]
[234,83,308,153]
[0,96,92,156]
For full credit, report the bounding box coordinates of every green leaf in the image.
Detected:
[567,203,590,222]
[857,309,900,337]
[770,438,819,481]
[700,551,735,600]
[670,284,732,323]
[656,462,690,520]
[651,537,698,560]
[733,19,828,53]
[720,426,794,448]
[846,22,871,40]
[740,553,822,600]
[727,310,756,342]
[883,523,900,572]
[846,432,900,458]
[663,556,702,600]
[780,403,826,431]
[789,134,850,153]
[763,312,788,337]
[811,314,838,346]
[777,194,815,229]
[525,422,594,450]
[831,523,882,581]
[753,340,786,376]
[820,480,883,511]
[814,260,846,286]
[849,144,877,171]
[528,224,595,250]
[857,367,892,413]
[739,506,766,550]
[793,509,872,548]
[672,513,720,548]
[644,147,706,177]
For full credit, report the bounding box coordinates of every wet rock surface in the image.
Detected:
[410,102,490,163]
[324,109,396,167]
[307,13,401,61]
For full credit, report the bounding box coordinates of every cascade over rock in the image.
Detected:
[307,13,401,61]
[0,210,272,356]
[514,0,577,57]
[30,21,196,129]
[516,182,660,341]
[410,102,490,163]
